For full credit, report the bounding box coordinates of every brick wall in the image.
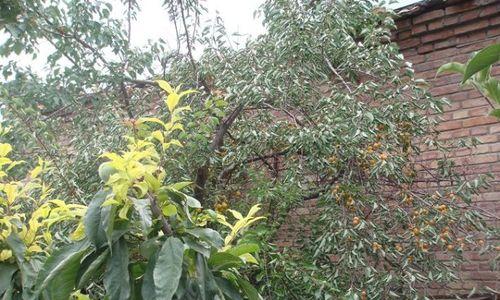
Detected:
[393,0,500,295]
[275,0,500,297]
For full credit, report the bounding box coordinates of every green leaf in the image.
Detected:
[104,238,130,300]
[185,228,224,249]
[34,241,90,300]
[5,233,26,261]
[225,243,260,257]
[77,248,110,289]
[141,251,158,300]
[489,108,500,119]
[84,190,111,248]
[485,78,500,104]
[168,181,192,191]
[463,43,500,82]
[186,196,201,208]
[215,277,243,300]
[6,233,40,292]
[132,199,152,233]
[0,264,17,296]
[162,204,177,217]
[153,237,185,300]
[207,252,243,271]
[195,253,218,299]
[436,62,465,76]
[235,277,262,300]
[101,204,117,250]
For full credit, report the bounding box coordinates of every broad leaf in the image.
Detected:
[236,277,262,300]
[104,238,130,300]
[84,190,110,248]
[463,43,500,82]
[153,237,184,299]
[436,62,465,76]
[141,251,158,300]
[208,252,243,271]
[77,248,110,289]
[226,243,260,257]
[132,199,152,233]
[34,241,90,300]
[215,277,243,300]
[0,264,17,296]
[185,228,224,249]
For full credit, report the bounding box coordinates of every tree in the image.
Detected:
[0,0,496,299]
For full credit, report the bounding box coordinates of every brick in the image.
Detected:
[463,116,499,127]
[422,28,454,43]
[457,31,487,44]
[428,19,444,31]
[470,126,488,135]
[490,14,500,26]
[438,120,463,131]
[399,37,420,49]
[398,30,412,40]
[444,15,460,26]
[417,43,434,54]
[468,106,489,117]
[454,19,490,35]
[461,98,487,109]
[479,3,500,17]
[414,9,445,24]
[434,37,459,49]
[396,18,412,30]
[459,9,481,22]
[487,26,500,37]
[445,2,477,15]
[412,23,427,35]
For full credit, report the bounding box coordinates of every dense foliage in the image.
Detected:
[0,83,264,299]
[0,0,497,299]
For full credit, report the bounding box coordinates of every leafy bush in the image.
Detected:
[0,83,264,299]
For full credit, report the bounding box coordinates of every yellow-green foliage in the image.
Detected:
[0,134,85,262]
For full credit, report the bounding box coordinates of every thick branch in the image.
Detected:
[194,104,244,201]
[148,192,172,236]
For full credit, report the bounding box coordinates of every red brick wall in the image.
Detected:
[393,0,500,295]
[275,0,499,296]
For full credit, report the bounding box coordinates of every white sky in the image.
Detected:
[0,0,422,76]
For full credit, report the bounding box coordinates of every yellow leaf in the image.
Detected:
[0,143,12,157]
[240,253,258,264]
[3,183,18,205]
[137,117,167,129]
[118,201,131,219]
[70,222,85,241]
[228,209,243,220]
[162,204,177,217]
[0,250,12,261]
[166,93,180,112]
[30,165,43,178]
[102,198,120,207]
[179,89,197,98]
[162,139,183,150]
[156,80,174,94]
[247,204,262,218]
[151,130,164,144]
[28,244,43,253]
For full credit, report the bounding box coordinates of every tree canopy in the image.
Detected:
[0,0,497,299]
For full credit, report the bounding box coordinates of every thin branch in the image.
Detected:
[324,55,352,94]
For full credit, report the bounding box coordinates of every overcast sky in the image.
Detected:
[1,0,422,75]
